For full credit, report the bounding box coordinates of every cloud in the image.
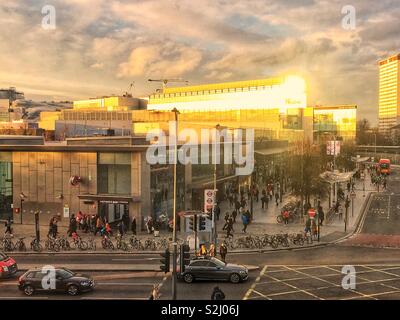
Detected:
[0,0,399,124]
[117,44,202,78]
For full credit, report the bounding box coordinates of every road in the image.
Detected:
[3,168,400,300]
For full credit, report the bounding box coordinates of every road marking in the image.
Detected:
[112,258,159,261]
[96,282,156,286]
[283,266,374,300]
[388,195,391,220]
[243,265,267,300]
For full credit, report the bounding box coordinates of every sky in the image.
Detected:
[0,0,399,125]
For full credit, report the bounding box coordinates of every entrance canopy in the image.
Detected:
[78,194,141,203]
[319,171,354,184]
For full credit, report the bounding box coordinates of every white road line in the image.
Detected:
[96,282,155,286]
[388,195,391,220]
[243,265,267,300]
[283,266,373,300]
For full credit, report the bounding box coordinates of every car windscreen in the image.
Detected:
[210,257,226,267]
[57,269,75,279]
[0,252,8,261]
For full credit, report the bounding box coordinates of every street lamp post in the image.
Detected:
[213,124,220,247]
[171,107,180,301]
[19,193,27,224]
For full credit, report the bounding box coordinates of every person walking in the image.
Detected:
[318,206,325,226]
[4,217,12,236]
[241,211,249,233]
[52,218,58,238]
[48,217,54,238]
[211,286,225,300]
[94,216,103,236]
[209,243,216,257]
[275,192,280,206]
[118,221,125,236]
[68,214,77,237]
[282,209,290,225]
[225,218,234,238]
[219,242,228,262]
[214,204,221,221]
[231,210,237,223]
[131,216,137,235]
[149,284,160,300]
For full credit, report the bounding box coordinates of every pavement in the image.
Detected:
[2,171,374,257]
[215,173,374,245]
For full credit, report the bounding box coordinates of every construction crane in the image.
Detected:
[123,82,135,97]
[148,78,189,91]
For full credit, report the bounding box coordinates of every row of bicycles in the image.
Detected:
[223,232,315,250]
[0,235,174,253]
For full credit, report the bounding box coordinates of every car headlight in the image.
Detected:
[80,281,90,286]
[3,266,9,272]
[239,270,247,274]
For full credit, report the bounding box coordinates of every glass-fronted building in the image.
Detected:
[313,105,357,143]
[0,152,12,221]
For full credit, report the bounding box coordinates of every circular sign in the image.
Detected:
[308,209,316,218]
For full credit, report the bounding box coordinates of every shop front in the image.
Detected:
[0,152,12,221]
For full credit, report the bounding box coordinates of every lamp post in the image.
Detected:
[19,193,27,224]
[213,124,220,247]
[171,107,180,301]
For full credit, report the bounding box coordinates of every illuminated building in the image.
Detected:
[378,54,400,134]
[148,76,311,142]
[313,105,357,143]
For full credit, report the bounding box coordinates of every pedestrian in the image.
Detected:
[338,204,343,221]
[225,218,234,238]
[383,179,387,190]
[231,210,237,223]
[200,243,208,256]
[347,182,351,193]
[149,284,160,300]
[105,221,112,236]
[214,204,221,221]
[318,206,325,226]
[241,211,249,233]
[131,216,137,235]
[94,216,102,236]
[52,218,58,238]
[146,216,153,234]
[118,221,125,236]
[68,214,77,237]
[223,212,230,230]
[4,217,12,236]
[209,243,216,257]
[305,218,312,236]
[275,192,280,206]
[283,210,289,225]
[211,286,226,300]
[220,242,228,262]
[48,217,54,238]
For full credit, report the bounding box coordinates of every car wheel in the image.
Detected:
[23,285,35,296]
[183,273,194,283]
[229,273,241,284]
[67,284,79,296]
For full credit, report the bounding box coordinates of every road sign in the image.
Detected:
[326,141,341,156]
[204,189,216,213]
[308,209,316,219]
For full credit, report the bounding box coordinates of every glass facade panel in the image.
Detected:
[98,153,131,195]
[0,152,12,221]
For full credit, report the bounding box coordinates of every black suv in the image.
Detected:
[180,256,248,284]
[18,268,94,296]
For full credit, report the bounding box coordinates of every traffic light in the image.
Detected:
[206,208,213,220]
[180,244,191,273]
[199,215,206,231]
[160,249,170,273]
[189,215,197,231]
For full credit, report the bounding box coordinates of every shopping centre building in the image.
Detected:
[0,75,357,229]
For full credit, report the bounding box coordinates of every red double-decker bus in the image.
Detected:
[378,159,391,175]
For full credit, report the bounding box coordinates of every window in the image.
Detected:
[190,261,209,267]
[98,153,131,194]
